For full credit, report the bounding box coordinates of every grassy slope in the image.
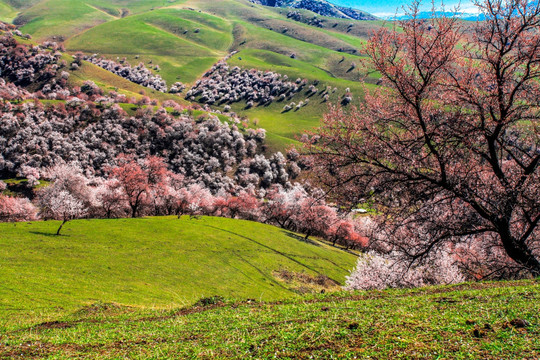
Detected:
[0,1,17,22]
[86,0,185,16]
[1,0,45,8]
[266,6,392,40]
[16,0,114,41]
[15,0,186,41]
[0,216,357,325]
[66,8,233,84]
[189,0,373,82]
[0,281,538,358]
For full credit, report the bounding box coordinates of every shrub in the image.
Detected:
[345,251,464,290]
[84,55,167,92]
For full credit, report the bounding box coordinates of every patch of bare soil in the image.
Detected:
[273,269,340,294]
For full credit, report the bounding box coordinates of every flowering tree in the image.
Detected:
[94,179,127,218]
[345,250,464,290]
[144,156,172,215]
[37,163,92,234]
[157,172,185,217]
[37,189,87,235]
[108,156,149,218]
[263,184,307,229]
[182,184,215,217]
[296,199,338,240]
[328,219,368,249]
[42,164,95,207]
[220,190,261,220]
[0,194,37,222]
[306,0,540,276]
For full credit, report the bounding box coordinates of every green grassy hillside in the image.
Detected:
[0,1,17,22]
[15,0,115,41]
[0,281,538,358]
[0,216,357,326]
[14,0,185,41]
[66,8,233,84]
[0,0,41,21]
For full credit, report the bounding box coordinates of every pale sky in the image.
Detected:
[331,0,480,18]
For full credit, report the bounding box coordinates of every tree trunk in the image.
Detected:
[131,204,137,218]
[56,219,68,236]
[500,232,540,277]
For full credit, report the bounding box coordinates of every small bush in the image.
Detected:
[195,296,225,307]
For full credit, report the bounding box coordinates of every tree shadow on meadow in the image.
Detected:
[29,231,66,237]
[281,230,321,247]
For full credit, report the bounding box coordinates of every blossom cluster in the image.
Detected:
[84,55,168,92]
[186,62,308,106]
[0,99,301,193]
[0,33,61,86]
[0,160,366,250]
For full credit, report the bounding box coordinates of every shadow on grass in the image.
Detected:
[233,252,290,291]
[200,224,327,277]
[281,231,321,247]
[29,231,63,237]
[283,230,361,258]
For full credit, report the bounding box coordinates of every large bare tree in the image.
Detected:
[306,0,540,277]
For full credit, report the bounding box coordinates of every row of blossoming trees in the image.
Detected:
[187,61,353,110]
[0,158,366,249]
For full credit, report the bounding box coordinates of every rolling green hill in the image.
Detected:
[13,0,186,40]
[66,8,233,84]
[0,216,357,327]
[0,1,17,22]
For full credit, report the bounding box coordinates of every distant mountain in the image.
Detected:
[250,0,377,20]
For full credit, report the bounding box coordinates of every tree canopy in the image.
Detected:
[306,0,540,277]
